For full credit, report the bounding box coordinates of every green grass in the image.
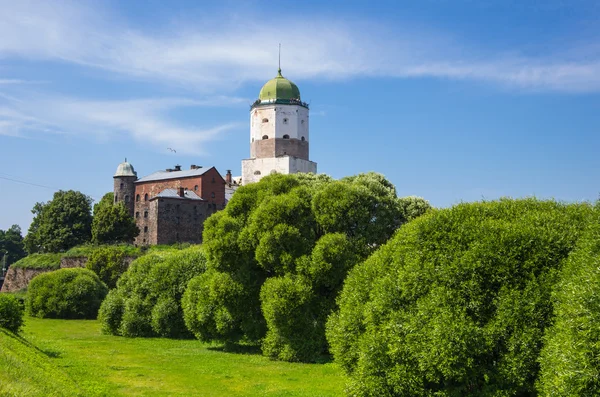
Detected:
[11,253,62,270]
[63,244,142,258]
[145,243,195,253]
[0,328,82,397]
[3,317,345,396]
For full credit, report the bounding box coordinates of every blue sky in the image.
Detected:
[1,0,599,232]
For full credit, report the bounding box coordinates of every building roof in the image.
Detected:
[136,167,212,183]
[151,188,205,201]
[259,69,301,101]
[114,160,137,178]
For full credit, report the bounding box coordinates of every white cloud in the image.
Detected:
[0,0,599,93]
[0,94,243,153]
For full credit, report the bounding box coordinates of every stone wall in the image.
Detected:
[156,198,212,245]
[60,256,88,268]
[0,267,54,293]
[0,255,137,293]
[251,138,309,160]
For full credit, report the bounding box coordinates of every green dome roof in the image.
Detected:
[258,69,301,101]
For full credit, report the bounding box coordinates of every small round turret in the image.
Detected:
[113,159,137,217]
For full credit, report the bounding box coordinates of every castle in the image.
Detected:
[113,68,317,246]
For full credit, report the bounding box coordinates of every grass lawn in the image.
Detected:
[3,317,345,396]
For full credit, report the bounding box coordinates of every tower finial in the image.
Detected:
[278,43,281,75]
[125,157,127,162]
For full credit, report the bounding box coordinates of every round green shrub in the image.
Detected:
[98,289,125,335]
[326,199,595,396]
[98,246,206,338]
[27,268,108,319]
[86,245,133,289]
[538,215,600,396]
[0,294,24,333]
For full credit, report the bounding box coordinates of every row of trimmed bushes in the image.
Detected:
[3,199,600,396]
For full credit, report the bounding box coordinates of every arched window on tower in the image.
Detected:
[262,135,268,140]
[125,195,130,203]
[301,136,305,141]
[283,134,290,139]
[144,193,148,201]
[120,183,124,190]
[254,170,261,175]
[262,118,269,123]
[136,194,140,202]
[144,211,148,218]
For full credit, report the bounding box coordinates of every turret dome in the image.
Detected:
[114,159,137,178]
[258,69,301,101]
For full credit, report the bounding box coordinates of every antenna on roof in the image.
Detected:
[278,43,281,74]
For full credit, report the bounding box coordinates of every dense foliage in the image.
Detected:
[183,173,428,362]
[537,213,600,396]
[0,225,26,268]
[85,245,139,288]
[91,193,139,244]
[0,294,24,333]
[24,190,93,253]
[326,199,595,396]
[27,268,108,319]
[99,246,206,338]
[10,253,62,269]
[63,244,140,258]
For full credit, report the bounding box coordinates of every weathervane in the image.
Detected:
[278,43,281,74]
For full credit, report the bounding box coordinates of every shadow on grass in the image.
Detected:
[207,341,334,364]
[207,341,262,355]
[1,328,62,358]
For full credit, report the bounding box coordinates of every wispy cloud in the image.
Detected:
[0,94,243,153]
[1,0,599,93]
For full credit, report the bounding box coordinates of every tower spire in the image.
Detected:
[278,43,282,75]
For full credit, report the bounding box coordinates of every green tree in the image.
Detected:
[0,294,24,333]
[0,225,26,267]
[86,245,133,289]
[538,211,600,396]
[98,246,206,338]
[27,268,108,319]
[91,193,139,244]
[326,199,595,396]
[24,190,93,253]
[183,173,424,362]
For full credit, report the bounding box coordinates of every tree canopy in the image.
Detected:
[24,190,93,253]
[538,209,600,396]
[326,198,595,396]
[0,225,26,267]
[183,172,430,362]
[91,193,139,244]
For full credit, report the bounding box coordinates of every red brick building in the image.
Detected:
[113,162,227,246]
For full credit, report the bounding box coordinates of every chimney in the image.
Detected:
[178,187,185,198]
[166,168,173,172]
[226,170,232,184]
[174,165,182,171]
[190,164,197,170]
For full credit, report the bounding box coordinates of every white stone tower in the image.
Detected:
[241,67,317,184]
